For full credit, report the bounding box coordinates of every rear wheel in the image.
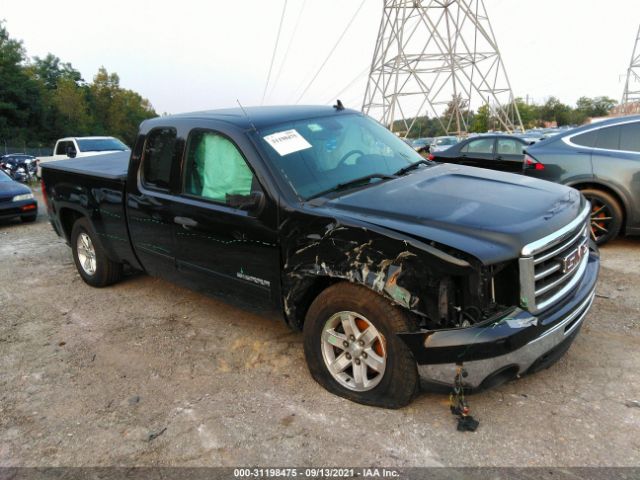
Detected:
[71,217,122,287]
[303,283,418,408]
[581,189,623,245]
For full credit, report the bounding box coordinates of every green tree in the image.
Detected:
[0,21,43,143]
[541,97,572,126]
[88,66,156,145]
[470,104,490,133]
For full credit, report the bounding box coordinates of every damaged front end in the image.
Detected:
[281,207,600,391]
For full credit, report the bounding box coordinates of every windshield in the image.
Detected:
[258,113,425,200]
[76,138,128,152]
[0,171,12,182]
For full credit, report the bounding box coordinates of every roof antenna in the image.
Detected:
[236,99,258,132]
[333,99,345,111]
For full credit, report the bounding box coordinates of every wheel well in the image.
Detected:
[59,208,84,241]
[286,276,339,330]
[571,182,627,232]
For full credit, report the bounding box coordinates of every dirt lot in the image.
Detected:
[1,188,639,468]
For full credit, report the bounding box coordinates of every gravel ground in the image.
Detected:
[1,187,639,467]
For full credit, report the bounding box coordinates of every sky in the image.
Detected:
[2,0,640,116]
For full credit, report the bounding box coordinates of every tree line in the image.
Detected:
[393,95,618,138]
[0,22,157,149]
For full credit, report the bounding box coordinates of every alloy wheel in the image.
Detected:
[76,232,97,275]
[321,311,387,392]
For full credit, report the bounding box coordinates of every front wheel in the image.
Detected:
[581,189,623,246]
[71,217,123,287]
[303,283,418,408]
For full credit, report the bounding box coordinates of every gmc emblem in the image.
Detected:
[560,242,588,274]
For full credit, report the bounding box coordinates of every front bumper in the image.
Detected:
[0,199,38,219]
[399,249,599,389]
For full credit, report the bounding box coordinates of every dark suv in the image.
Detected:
[523,116,640,245]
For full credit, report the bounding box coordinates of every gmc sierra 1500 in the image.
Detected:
[41,106,599,408]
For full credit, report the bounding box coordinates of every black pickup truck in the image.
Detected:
[42,106,599,408]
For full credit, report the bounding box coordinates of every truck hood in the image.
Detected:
[320,163,585,264]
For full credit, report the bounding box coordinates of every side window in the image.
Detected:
[619,122,640,152]
[56,141,71,155]
[183,130,256,205]
[464,138,494,154]
[594,125,621,150]
[142,127,177,191]
[571,130,597,148]
[496,139,522,155]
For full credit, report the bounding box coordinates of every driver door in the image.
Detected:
[171,128,280,307]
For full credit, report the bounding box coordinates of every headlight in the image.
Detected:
[13,193,34,202]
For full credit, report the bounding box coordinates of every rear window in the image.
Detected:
[77,138,128,152]
[594,125,620,150]
[142,128,177,191]
[571,130,597,148]
[619,122,640,152]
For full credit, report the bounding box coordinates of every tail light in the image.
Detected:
[524,154,544,171]
[428,153,435,161]
[41,179,49,209]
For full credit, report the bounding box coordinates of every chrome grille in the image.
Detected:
[519,205,591,314]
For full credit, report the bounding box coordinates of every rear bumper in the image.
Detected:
[399,249,599,389]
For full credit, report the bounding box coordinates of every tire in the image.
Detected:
[70,217,122,287]
[303,282,418,409]
[21,215,37,223]
[580,189,623,246]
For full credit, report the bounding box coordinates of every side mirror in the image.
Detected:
[227,191,265,213]
[66,146,77,158]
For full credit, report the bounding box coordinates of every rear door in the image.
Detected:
[126,127,182,280]
[591,121,640,228]
[457,137,495,168]
[171,127,281,308]
[494,137,527,172]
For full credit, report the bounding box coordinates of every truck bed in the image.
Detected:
[40,151,130,181]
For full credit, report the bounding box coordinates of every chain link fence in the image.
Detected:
[1,140,53,157]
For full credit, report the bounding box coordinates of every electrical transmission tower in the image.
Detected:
[362,0,523,136]
[621,24,640,113]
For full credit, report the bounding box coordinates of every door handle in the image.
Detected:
[174,216,198,229]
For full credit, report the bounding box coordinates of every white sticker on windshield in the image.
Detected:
[263,129,312,156]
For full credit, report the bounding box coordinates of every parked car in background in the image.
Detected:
[1,154,38,182]
[429,134,530,173]
[410,137,433,152]
[0,169,37,222]
[36,136,129,176]
[525,115,640,245]
[429,136,459,152]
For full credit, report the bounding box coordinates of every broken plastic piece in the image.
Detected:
[457,415,479,432]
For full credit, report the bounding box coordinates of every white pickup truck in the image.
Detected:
[37,136,129,176]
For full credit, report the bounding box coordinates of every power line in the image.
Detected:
[262,0,288,105]
[268,0,307,102]
[325,65,370,105]
[294,0,366,105]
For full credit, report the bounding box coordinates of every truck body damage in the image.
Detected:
[280,211,504,333]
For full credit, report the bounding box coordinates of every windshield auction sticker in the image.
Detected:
[263,129,312,156]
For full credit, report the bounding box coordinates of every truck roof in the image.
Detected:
[142,105,359,131]
[57,136,119,141]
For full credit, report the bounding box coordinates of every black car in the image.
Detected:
[0,170,38,222]
[429,134,530,173]
[525,116,640,245]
